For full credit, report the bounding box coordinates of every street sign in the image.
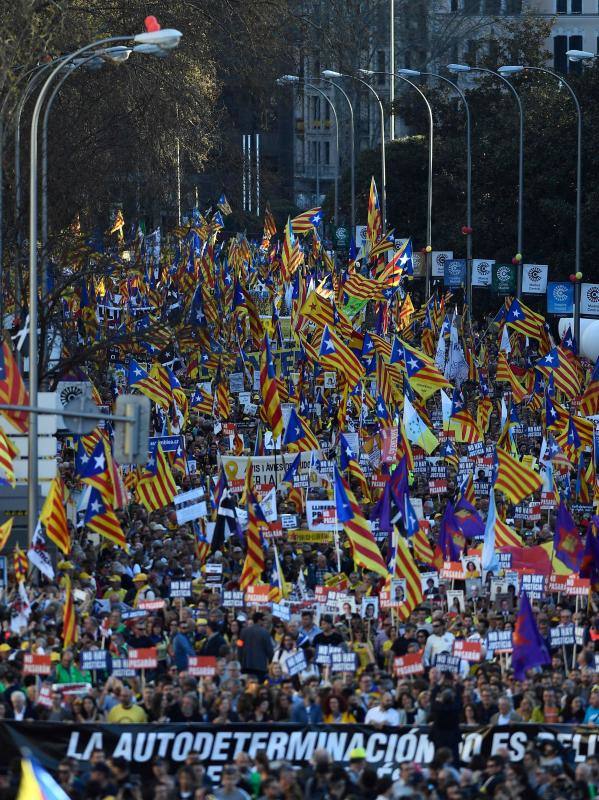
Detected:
[62,394,100,435]
[113,394,151,465]
[335,227,348,246]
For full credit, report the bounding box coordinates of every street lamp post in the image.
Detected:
[322,71,356,235]
[0,62,54,325]
[277,76,340,228]
[323,70,387,230]
[499,58,584,345]
[26,24,182,544]
[41,48,133,291]
[401,68,472,308]
[360,69,434,296]
[449,64,526,298]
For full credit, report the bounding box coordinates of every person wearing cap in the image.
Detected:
[346,748,366,785]
[131,573,155,607]
[104,575,126,603]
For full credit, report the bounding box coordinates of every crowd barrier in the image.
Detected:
[0,722,598,778]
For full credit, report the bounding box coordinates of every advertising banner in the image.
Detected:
[492,263,517,295]
[580,283,599,316]
[431,251,453,278]
[444,259,467,288]
[521,264,548,294]
[547,282,574,315]
[471,259,494,287]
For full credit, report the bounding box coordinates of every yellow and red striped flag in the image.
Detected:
[260,335,283,440]
[240,492,266,591]
[334,467,387,577]
[0,518,12,552]
[494,518,522,548]
[190,386,213,415]
[281,218,302,282]
[291,207,322,235]
[413,525,435,566]
[495,351,526,403]
[84,488,127,550]
[62,574,77,649]
[128,358,171,409]
[13,544,27,582]
[393,532,424,621]
[366,177,382,248]
[580,358,599,417]
[494,447,543,504]
[40,476,70,554]
[0,428,18,487]
[262,205,277,244]
[136,444,177,512]
[535,347,581,399]
[317,325,364,388]
[0,341,29,433]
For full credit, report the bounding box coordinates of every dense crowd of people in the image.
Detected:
[0,203,598,799]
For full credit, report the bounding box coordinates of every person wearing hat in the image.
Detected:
[104,575,126,603]
[346,748,367,786]
[131,573,155,607]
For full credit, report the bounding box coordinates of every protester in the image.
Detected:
[0,190,598,800]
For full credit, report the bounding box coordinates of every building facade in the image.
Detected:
[289,0,599,215]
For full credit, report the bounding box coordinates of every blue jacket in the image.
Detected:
[172,632,195,670]
[290,701,323,724]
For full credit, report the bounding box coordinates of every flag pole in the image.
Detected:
[332,474,342,573]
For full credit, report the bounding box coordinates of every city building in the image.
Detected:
[288,0,599,214]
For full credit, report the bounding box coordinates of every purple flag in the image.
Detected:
[553,499,583,572]
[512,590,551,681]
[438,502,461,561]
[454,495,485,539]
[370,480,392,533]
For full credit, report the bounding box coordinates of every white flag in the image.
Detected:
[28,520,55,580]
[444,318,469,387]
[435,329,446,372]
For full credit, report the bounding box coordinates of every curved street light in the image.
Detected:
[449,63,526,299]
[498,62,583,344]
[360,68,434,296]
[400,68,472,307]
[26,24,182,543]
[322,69,387,231]
[277,75,340,228]
[321,71,356,234]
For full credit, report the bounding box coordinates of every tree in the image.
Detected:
[329,11,599,294]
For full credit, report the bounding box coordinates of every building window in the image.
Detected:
[571,0,582,12]
[484,0,501,13]
[310,96,321,127]
[505,0,522,11]
[465,39,478,64]
[569,34,583,73]
[324,141,330,165]
[554,34,568,71]
[376,50,386,85]
[464,0,480,13]
[310,140,320,165]
[451,0,459,9]
[556,0,567,13]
